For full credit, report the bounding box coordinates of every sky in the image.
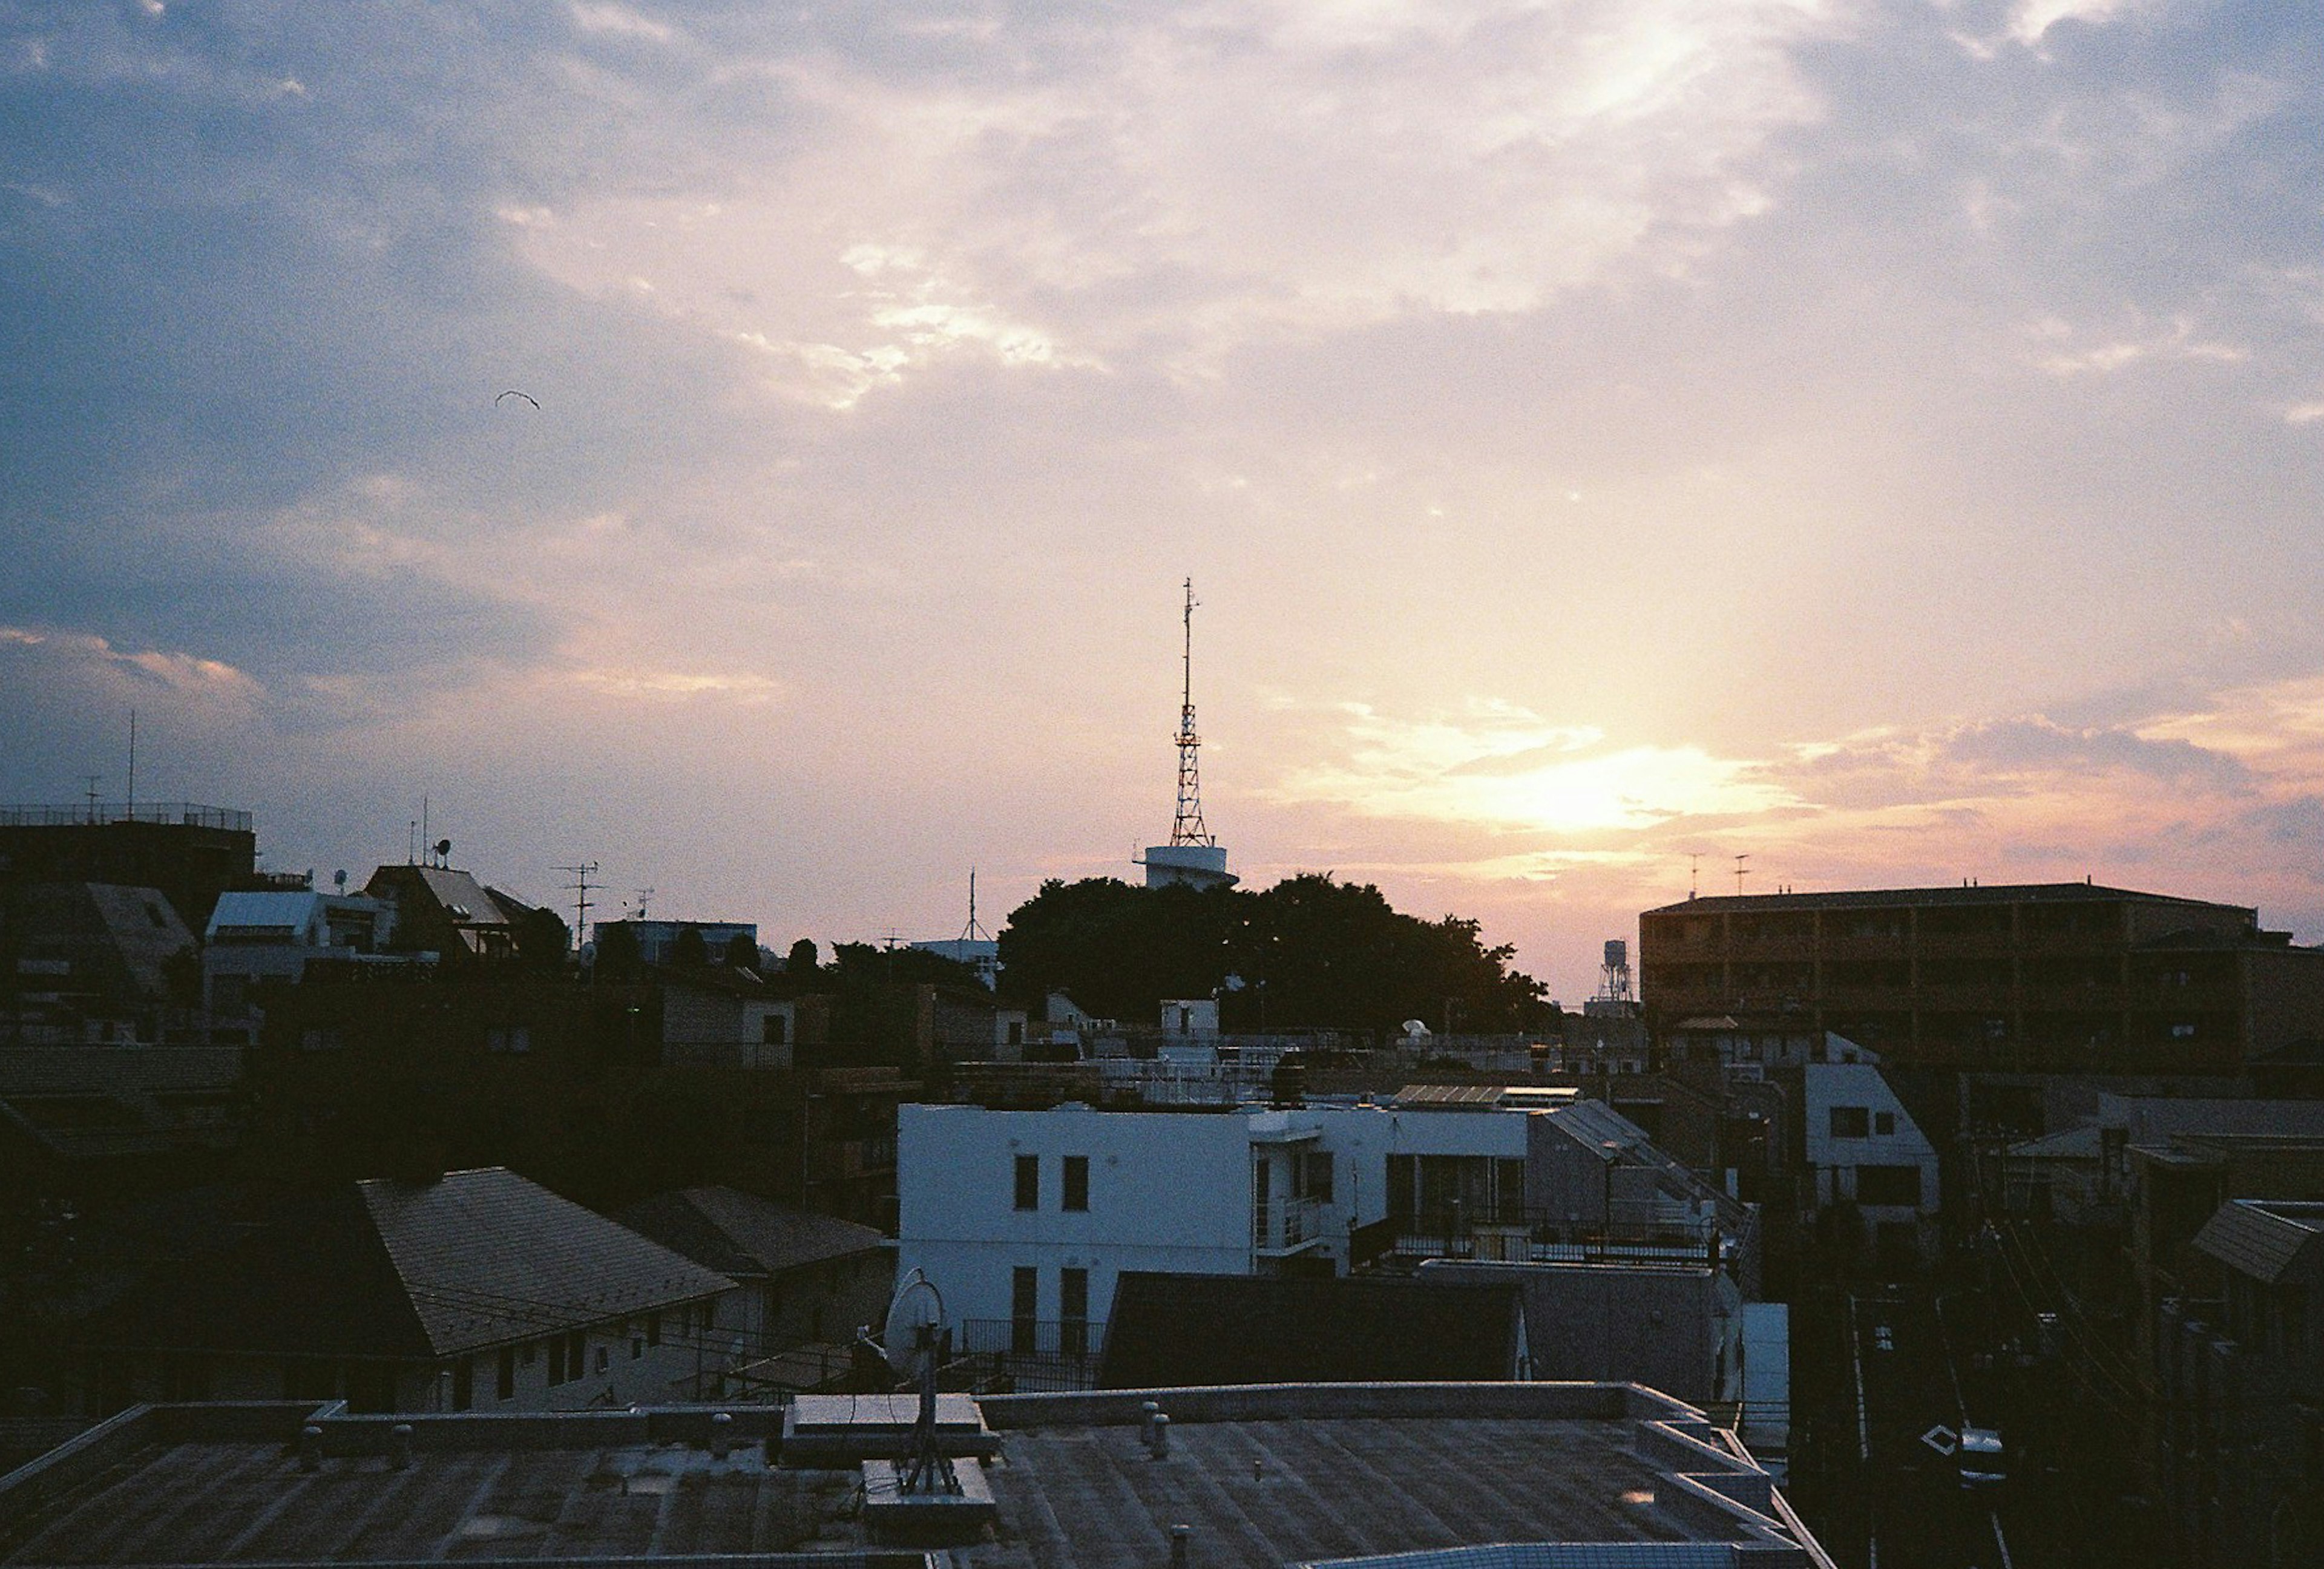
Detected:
[4,0,2323,1000]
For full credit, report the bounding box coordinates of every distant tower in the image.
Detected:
[1139,578,1237,892]
[1584,938,1638,1018]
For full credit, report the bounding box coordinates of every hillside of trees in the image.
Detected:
[996,873,1546,1035]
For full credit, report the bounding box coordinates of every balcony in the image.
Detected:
[1254,1194,1328,1255]
[1361,1207,1720,1270]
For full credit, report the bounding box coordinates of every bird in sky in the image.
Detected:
[494,389,540,410]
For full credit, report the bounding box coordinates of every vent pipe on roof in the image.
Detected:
[1140,1401,1160,1444]
[390,1423,413,1470]
[1171,1525,1192,1569]
[298,1424,323,1473]
[710,1411,733,1460]
[1149,1413,1170,1459]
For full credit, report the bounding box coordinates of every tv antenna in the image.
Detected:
[631,886,655,921]
[556,861,600,948]
[1169,577,1214,847]
[959,868,991,945]
[125,709,136,817]
[877,1269,960,1496]
[1689,853,1701,899]
[80,774,102,824]
[1734,853,1751,896]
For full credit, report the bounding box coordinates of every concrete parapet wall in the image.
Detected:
[978,1381,1659,1429]
[0,1405,155,1525]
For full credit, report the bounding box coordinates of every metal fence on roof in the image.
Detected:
[0,802,252,831]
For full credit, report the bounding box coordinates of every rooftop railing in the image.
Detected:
[0,802,252,831]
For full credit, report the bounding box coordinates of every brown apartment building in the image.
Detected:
[1640,883,2324,1072]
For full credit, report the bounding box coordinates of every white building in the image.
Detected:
[1802,1061,1941,1260]
[202,889,404,1035]
[896,1101,1533,1334]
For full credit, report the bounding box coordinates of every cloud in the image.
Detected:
[1271,699,1801,835]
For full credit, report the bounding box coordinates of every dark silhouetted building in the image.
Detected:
[1641,882,2324,1071]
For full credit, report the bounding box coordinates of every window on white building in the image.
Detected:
[1014,1154,1040,1210]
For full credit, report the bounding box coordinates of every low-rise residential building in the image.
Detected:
[896,1095,1759,1357]
[1802,1061,1942,1265]
[1,883,195,1046]
[2156,1199,2324,1569]
[201,889,402,1040]
[660,966,797,1069]
[615,1185,893,1375]
[68,1166,738,1415]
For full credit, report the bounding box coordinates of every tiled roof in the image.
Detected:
[2194,1199,2324,1286]
[362,1168,737,1354]
[614,1186,886,1280]
[76,1168,735,1361]
[1095,1272,1520,1388]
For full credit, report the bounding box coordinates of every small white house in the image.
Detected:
[1802,1062,1940,1262]
[895,1100,1533,1337]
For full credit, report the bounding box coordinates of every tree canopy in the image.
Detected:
[996,873,1545,1034]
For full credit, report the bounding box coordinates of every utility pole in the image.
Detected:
[556,862,601,951]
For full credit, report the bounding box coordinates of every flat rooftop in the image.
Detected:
[0,1389,1828,1568]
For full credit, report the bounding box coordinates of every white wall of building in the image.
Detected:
[895,1102,1532,1329]
[1802,1063,1940,1222]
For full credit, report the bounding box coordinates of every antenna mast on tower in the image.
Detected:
[1169,578,1213,848]
[959,868,992,945]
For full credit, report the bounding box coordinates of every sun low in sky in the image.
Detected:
[3,1,2321,998]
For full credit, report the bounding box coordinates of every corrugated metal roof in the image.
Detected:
[2193,1199,2324,1286]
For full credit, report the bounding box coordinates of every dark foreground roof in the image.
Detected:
[0,1386,1831,1567]
[76,1168,734,1360]
[1096,1272,1519,1389]
[615,1187,887,1279]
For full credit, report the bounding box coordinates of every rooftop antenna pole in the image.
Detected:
[1734,853,1750,896]
[421,796,429,864]
[1170,577,1213,848]
[556,862,600,951]
[408,821,418,864]
[632,887,654,922]
[1689,853,1700,899]
[960,867,993,944]
[80,774,102,824]
[126,709,136,819]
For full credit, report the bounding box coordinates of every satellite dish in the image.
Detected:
[880,1268,946,1384]
[434,839,452,865]
[878,1268,959,1496]
[333,869,348,891]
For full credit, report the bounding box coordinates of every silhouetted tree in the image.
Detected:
[723,932,759,969]
[671,925,709,969]
[592,922,642,982]
[786,938,819,977]
[997,874,1543,1035]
